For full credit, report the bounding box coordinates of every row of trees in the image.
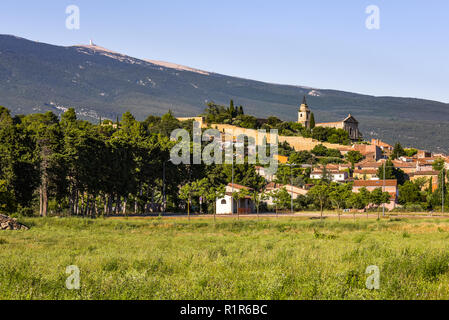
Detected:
[270,182,390,220]
[0,106,269,217]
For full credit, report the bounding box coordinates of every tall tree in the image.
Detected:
[391,142,406,160]
[308,183,330,220]
[345,151,365,170]
[329,183,352,221]
[310,113,316,129]
[377,159,407,185]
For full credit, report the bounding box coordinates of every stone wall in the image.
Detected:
[209,123,352,152]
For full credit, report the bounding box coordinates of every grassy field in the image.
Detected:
[2,216,449,300]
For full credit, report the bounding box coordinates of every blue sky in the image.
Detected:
[0,0,448,102]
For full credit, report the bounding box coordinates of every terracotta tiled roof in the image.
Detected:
[354,169,378,174]
[353,180,397,187]
[312,170,346,174]
[225,192,252,199]
[356,162,382,168]
[392,161,417,168]
[411,171,440,176]
[227,183,253,191]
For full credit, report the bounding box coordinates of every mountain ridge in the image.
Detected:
[0,34,448,152]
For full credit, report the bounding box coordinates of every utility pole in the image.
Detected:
[163,161,166,215]
[163,159,173,215]
[286,163,296,214]
[232,156,234,215]
[230,143,236,216]
[442,169,445,215]
[383,162,386,217]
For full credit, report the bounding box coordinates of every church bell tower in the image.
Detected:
[298,96,311,129]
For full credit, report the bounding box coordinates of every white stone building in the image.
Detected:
[216,183,255,215]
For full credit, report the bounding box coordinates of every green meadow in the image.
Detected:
[1,216,449,300]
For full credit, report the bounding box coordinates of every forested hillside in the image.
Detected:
[1,35,449,152]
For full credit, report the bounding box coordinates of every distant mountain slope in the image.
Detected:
[0,34,448,152]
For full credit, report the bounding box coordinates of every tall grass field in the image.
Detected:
[2,216,449,300]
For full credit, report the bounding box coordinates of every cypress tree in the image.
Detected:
[310,113,316,129]
[229,100,235,117]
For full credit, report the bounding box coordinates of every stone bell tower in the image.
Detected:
[298,96,311,129]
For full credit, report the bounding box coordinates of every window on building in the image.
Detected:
[221,199,227,204]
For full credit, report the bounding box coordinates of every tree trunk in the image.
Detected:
[69,187,74,216]
[41,181,48,217]
[39,186,43,217]
[103,194,108,217]
[80,193,85,216]
[75,191,79,216]
[94,197,98,218]
[115,195,120,215]
[257,202,260,220]
[188,197,191,221]
[85,195,90,217]
[123,195,128,216]
[237,200,240,220]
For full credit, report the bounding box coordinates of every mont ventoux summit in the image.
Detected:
[0,34,448,152]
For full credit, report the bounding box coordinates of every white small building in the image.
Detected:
[216,183,254,215]
[255,166,275,182]
[310,169,348,183]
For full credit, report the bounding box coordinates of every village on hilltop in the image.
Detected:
[178,97,449,215]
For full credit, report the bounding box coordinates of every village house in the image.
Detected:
[353,169,378,180]
[409,171,440,191]
[263,182,308,206]
[215,183,255,215]
[417,150,433,159]
[351,144,383,161]
[391,160,418,174]
[310,168,349,183]
[355,161,383,171]
[416,158,437,172]
[371,139,394,157]
[352,179,398,211]
[255,166,275,182]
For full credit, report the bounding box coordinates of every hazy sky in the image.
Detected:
[1,0,448,102]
